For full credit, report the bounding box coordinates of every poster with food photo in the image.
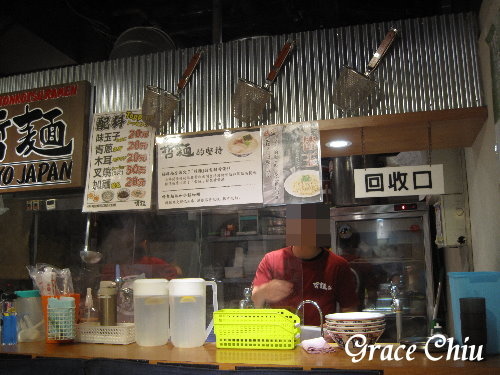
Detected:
[156,129,263,210]
[261,121,322,205]
[83,110,155,212]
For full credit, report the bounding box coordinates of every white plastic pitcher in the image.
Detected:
[169,278,218,348]
[133,278,169,346]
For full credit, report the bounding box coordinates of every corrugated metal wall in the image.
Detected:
[0,12,482,134]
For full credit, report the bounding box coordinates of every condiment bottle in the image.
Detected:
[239,287,254,309]
[98,281,117,326]
[1,293,18,345]
[81,287,98,324]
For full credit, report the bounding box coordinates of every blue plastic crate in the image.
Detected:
[448,272,500,354]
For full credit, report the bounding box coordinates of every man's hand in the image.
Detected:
[252,279,293,307]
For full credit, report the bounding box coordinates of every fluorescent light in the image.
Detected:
[326,140,352,148]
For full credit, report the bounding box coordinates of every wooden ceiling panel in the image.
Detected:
[319,107,488,158]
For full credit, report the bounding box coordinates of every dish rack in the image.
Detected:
[213,309,300,349]
[76,323,135,344]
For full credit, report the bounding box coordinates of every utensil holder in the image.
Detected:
[41,294,80,343]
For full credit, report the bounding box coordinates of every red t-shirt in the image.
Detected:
[136,256,180,280]
[252,247,358,325]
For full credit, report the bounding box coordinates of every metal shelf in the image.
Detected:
[205,235,284,242]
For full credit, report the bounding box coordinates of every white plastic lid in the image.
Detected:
[169,278,205,296]
[133,278,169,296]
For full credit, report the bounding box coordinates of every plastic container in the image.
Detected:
[133,278,169,346]
[76,323,135,344]
[448,272,500,354]
[213,309,300,349]
[14,290,44,342]
[169,278,218,348]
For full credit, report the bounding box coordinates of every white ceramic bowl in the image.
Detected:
[325,324,385,333]
[325,312,385,324]
[325,320,385,327]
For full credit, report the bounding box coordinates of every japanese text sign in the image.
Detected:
[156,129,263,209]
[83,110,155,212]
[354,164,445,198]
[0,81,91,192]
[261,121,322,204]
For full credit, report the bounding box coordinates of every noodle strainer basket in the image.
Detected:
[332,28,398,112]
[142,49,203,130]
[232,39,295,123]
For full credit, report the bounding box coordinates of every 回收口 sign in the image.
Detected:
[0,81,91,192]
[354,164,445,198]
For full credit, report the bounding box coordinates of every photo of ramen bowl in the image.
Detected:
[227,132,259,157]
[131,189,146,199]
[101,190,114,202]
[284,170,321,198]
[117,188,130,201]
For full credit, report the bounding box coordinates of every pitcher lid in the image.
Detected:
[169,278,204,284]
[15,290,40,298]
[169,278,207,296]
[133,278,169,296]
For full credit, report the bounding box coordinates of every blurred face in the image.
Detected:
[285,204,330,247]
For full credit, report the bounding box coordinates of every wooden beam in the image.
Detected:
[319,106,488,157]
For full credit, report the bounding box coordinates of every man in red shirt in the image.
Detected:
[134,239,182,280]
[252,204,358,326]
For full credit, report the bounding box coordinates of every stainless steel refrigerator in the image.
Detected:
[330,202,434,342]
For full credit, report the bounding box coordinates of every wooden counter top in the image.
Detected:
[1,341,499,374]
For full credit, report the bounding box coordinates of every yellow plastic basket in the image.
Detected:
[214,309,300,349]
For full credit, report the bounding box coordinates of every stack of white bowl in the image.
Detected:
[324,312,385,350]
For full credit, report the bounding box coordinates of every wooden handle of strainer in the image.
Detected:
[366,28,399,75]
[177,48,204,91]
[266,39,296,83]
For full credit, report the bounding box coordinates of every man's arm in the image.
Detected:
[252,279,294,307]
[252,251,294,307]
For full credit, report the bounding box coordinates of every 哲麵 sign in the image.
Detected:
[0,81,91,192]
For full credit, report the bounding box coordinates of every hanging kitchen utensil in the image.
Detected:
[332,28,399,112]
[232,39,295,123]
[80,213,102,264]
[142,48,204,130]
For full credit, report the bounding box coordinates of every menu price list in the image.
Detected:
[83,110,155,212]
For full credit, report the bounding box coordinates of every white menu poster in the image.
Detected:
[83,110,155,212]
[157,129,263,209]
[262,121,322,204]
